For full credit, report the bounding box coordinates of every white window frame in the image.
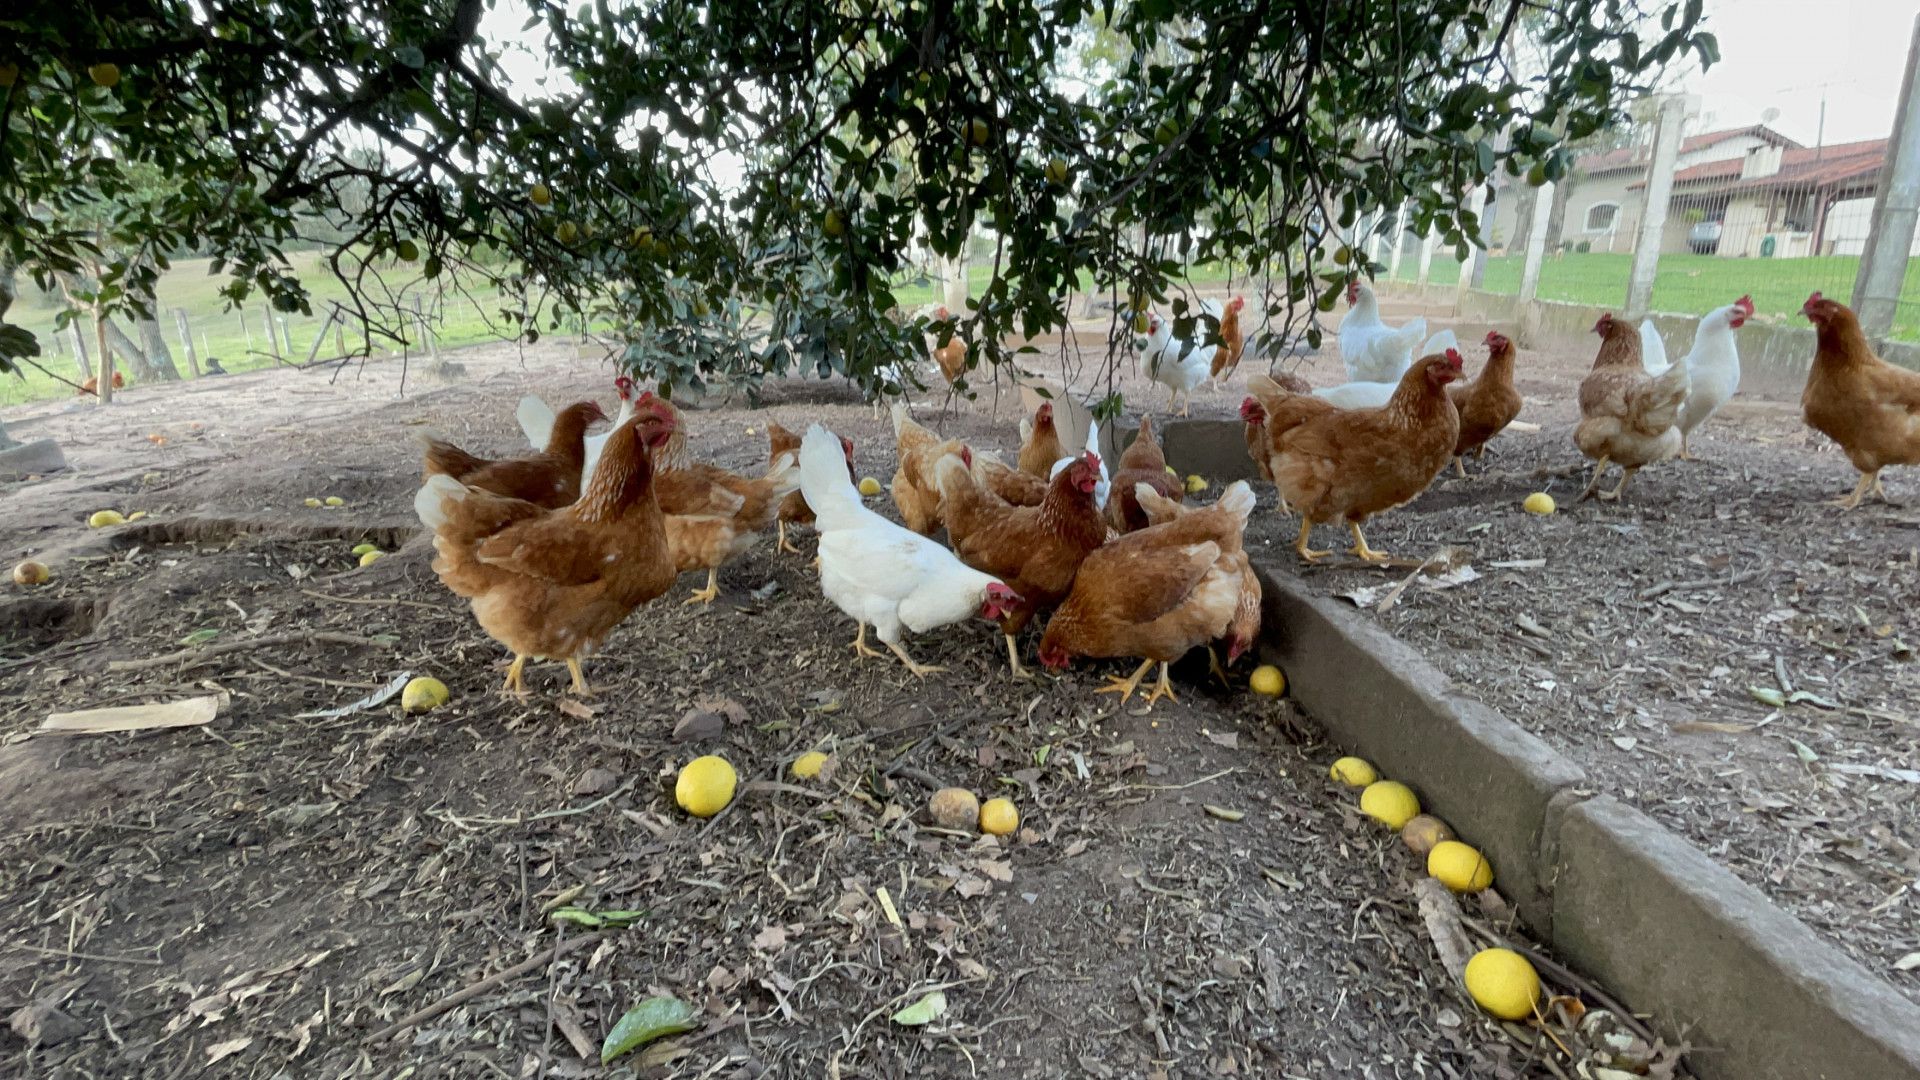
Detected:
[1583,201,1621,234]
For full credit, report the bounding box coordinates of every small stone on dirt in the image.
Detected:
[673,708,726,742]
[572,767,618,796]
[10,1002,85,1047]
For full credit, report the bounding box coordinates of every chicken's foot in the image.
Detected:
[776,521,803,556]
[684,568,722,606]
[565,659,594,698]
[1140,662,1178,708]
[1207,647,1232,687]
[850,623,886,660]
[1831,470,1877,510]
[1577,455,1612,502]
[883,639,946,677]
[1293,518,1331,562]
[1094,658,1157,703]
[1598,466,1637,502]
[1453,456,1468,479]
[1346,521,1391,563]
[501,654,528,697]
[1004,634,1031,680]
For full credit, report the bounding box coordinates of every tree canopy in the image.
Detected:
[0,0,1715,403]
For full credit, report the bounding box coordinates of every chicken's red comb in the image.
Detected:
[1808,291,1824,304]
[1083,450,1101,467]
[1735,294,1754,313]
[1444,348,1464,366]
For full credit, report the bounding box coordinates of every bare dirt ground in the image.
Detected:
[0,338,1665,1077]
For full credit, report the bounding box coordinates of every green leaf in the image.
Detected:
[601,997,699,1064]
[548,907,604,927]
[180,628,220,647]
[890,990,948,1026]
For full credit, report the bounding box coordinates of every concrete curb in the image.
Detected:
[1251,567,1920,1080]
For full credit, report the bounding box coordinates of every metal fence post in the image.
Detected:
[1518,181,1557,303]
[1625,95,1690,319]
[1851,14,1920,336]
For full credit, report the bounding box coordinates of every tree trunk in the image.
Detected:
[127,256,181,381]
[1545,179,1574,252]
[1508,186,1538,254]
[0,253,15,447]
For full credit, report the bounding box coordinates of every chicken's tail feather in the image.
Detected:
[413,473,468,534]
[764,450,802,498]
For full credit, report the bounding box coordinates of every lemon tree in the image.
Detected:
[0,0,1713,399]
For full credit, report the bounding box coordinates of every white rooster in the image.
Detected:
[1337,280,1428,383]
[517,376,636,490]
[1138,312,1216,416]
[800,424,1020,677]
[1312,329,1460,409]
[1638,296,1752,459]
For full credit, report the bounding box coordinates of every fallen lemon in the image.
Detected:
[358,550,384,567]
[13,561,50,586]
[1163,465,1177,476]
[1523,492,1555,515]
[857,477,882,497]
[324,496,345,507]
[1249,665,1286,697]
[88,510,125,528]
[1184,474,1208,495]
[352,542,380,556]
[402,676,449,713]
[304,498,323,508]
[675,755,737,818]
[126,510,148,521]
[1359,780,1420,830]
[1328,756,1377,787]
[791,751,829,780]
[1428,840,1495,893]
[1400,814,1456,856]
[979,797,1019,836]
[930,787,979,830]
[1464,948,1540,1020]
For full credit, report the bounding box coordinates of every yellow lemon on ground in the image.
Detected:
[929,787,980,830]
[402,676,449,713]
[358,550,384,567]
[1328,756,1377,787]
[88,63,120,88]
[857,476,882,497]
[1184,474,1208,495]
[791,751,829,780]
[1401,814,1456,856]
[88,510,125,528]
[675,756,737,818]
[529,182,552,206]
[1359,780,1420,830]
[304,498,323,508]
[1464,948,1540,1020]
[13,561,50,586]
[324,496,345,507]
[1428,840,1495,893]
[979,797,1019,836]
[1523,492,1555,515]
[1249,665,1286,697]
[352,542,380,556]
[126,511,147,521]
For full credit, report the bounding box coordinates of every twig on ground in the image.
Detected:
[107,632,383,673]
[363,931,608,1043]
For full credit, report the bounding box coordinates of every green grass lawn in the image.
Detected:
[1386,250,1920,340]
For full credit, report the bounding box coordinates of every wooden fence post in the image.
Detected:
[262,308,282,362]
[240,307,254,354]
[172,308,202,377]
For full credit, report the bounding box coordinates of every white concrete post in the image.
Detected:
[1417,225,1438,287]
[1388,200,1408,279]
[1518,181,1557,303]
[1625,95,1690,319]
[1851,14,1920,336]
[1453,183,1490,306]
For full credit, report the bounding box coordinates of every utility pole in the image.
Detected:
[1852,14,1920,336]
[1625,95,1690,319]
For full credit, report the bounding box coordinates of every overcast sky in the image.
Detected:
[1688,0,1915,144]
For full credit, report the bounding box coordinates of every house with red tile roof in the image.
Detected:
[1637,138,1906,258]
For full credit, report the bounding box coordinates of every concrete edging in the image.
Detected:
[1251,569,1920,1080]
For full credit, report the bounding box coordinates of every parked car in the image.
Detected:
[1689,219,1722,255]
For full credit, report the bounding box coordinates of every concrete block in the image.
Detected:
[1553,797,1920,1080]
[0,439,68,480]
[1253,569,1584,926]
[1145,421,1261,483]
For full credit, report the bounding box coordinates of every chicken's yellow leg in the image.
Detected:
[1453,456,1468,479]
[501,654,528,696]
[1678,433,1692,461]
[1208,646,1230,686]
[1294,518,1331,563]
[777,520,803,556]
[1139,662,1178,708]
[1347,521,1391,562]
[1094,658,1157,703]
[1600,466,1637,502]
[684,567,721,606]
[1872,473,1888,500]
[851,623,885,660]
[1577,455,1612,502]
[1004,634,1030,680]
[1831,470,1876,510]
[883,638,946,677]
[565,658,593,698]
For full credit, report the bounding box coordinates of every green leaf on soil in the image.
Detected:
[890,990,947,1026]
[601,996,699,1064]
[180,628,220,646]
[1747,686,1786,708]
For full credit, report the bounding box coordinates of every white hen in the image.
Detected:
[1312,329,1459,409]
[1637,297,1752,459]
[1138,313,1216,416]
[800,424,1018,677]
[1338,281,1428,383]
[518,376,636,491]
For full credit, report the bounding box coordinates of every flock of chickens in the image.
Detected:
[405,283,1920,703]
